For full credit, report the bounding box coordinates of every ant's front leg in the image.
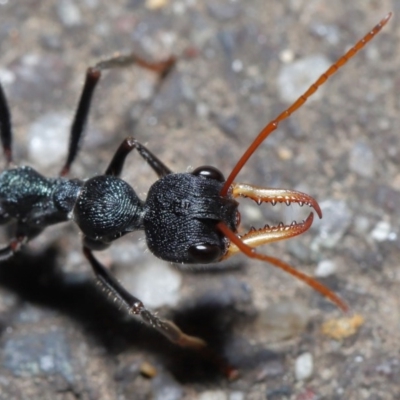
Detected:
[83,246,206,350]
[105,137,172,178]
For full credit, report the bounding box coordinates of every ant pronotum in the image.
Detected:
[0,13,391,351]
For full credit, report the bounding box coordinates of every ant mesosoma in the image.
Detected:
[0,13,391,351]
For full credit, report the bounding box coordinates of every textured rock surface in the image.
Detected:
[0,1,398,399]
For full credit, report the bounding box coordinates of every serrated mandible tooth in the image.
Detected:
[298,201,304,207]
[285,200,291,206]
[271,200,277,206]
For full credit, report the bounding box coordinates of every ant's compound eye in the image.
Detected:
[192,165,225,182]
[188,243,223,263]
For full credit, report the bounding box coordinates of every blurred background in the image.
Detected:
[0,0,398,399]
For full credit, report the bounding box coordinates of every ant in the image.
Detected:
[0,13,391,352]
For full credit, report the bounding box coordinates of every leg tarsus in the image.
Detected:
[94,54,176,77]
[105,137,172,178]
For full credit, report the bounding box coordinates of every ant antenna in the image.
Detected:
[220,12,392,196]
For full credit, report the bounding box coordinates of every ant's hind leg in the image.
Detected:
[0,83,13,165]
[105,137,172,178]
[83,247,206,350]
[0,236,27,261]
[60,54,176,177]
[0,224,44,261]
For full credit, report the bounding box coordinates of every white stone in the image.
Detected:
[315,259,336,277]
[120,261,182,309]
[57,0,82,27]
[370,221,392,242]
[198,391,227,400]
[229,392,245,400]
[295,352,313,381]
[27,112,70,170]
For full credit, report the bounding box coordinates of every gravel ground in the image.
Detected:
[0,1,399,399]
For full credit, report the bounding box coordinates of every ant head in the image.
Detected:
[143,172,238,264]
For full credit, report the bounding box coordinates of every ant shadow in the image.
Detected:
[0,245,282,383]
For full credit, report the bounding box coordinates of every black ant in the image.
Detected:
[0,14,391,352]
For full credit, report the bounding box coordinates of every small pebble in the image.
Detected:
[315,259,336,278]
[353,216,370,235]
[311,200,352,250]
[119,260,182,309]
[152,371,183,400]
[140,361,157,378]
[231,59,243,72]
[309,22,340,45]
[57,0,82,27]
[146,0,169,9]
[295,352,313,381]
[277,146,293,160]
[321,314,364,340]
[0,68,15,85]
[370,220,395,242]
[27,112,70,169]
[229,392,245,400]
[279,49,294,63]
[198,391,227,400]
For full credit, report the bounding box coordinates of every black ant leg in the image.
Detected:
[60,54,176,177]
[105,137,172,178]
[0,83,13,165]
[0,236,27,261]
[83,247,206,350]
[0,223,45,261]
[60,68,101,177]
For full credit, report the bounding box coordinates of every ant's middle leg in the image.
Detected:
[60,54,176,177]
[83,246,206,350]
[105,137,172,178]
